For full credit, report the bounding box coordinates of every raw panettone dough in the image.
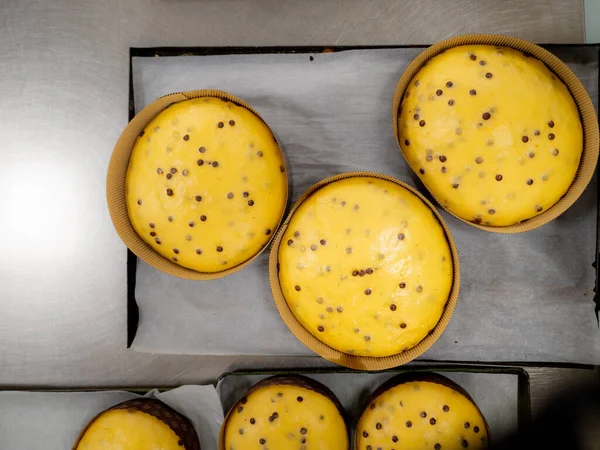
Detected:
[356,377,489,450]
[224,380,348,450]
[278,177,453,357]
[76,408,185,450]
[126,97,287,272]
[398,45,583,226]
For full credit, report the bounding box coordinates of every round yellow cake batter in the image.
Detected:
[126,97,287,272]
[398,45,583,226]
[224,382,348,450]
[278,177,453,357]
[356,379,489,450]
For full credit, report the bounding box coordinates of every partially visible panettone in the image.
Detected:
[356,373,490,450]
[126,97,287,273]
[398,45,583,226]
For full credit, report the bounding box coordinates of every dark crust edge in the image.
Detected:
[72,398,201,450]
[220,375,350,450]
[356,373,491,448]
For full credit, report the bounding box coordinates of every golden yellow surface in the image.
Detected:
[126,97,287,272]
[278,177,453,357]
[356,380,489,450]
[398,45,583,226]
[224,383,348,450]
[76,409,183,450]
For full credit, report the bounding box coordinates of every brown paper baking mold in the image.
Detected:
[107,90,290,280]
[269,172,460,371]
[392,34,599,233]
[72,398,201,450]
[218,375,350,450]
[354,372,491,450]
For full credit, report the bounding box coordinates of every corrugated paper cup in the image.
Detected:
[219,375,351,450]
[106,90,289,280]
[72,398,201,450]
[392,34,599,233]
[269,172,460,371]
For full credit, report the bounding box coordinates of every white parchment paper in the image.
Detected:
[131,47,600,363]
[0,385,223,450]
[216,370,521,442]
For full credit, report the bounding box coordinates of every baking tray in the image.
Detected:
[216,364,532,443]
[125,44,600,360]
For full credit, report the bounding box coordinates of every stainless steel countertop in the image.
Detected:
[0,0,595,420]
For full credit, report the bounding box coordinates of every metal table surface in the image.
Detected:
[0,0,597,421]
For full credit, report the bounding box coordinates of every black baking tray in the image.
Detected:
[126,44,600,359]
[216,364,532,436]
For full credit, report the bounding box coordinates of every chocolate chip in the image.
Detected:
[166,188,174,196]
[183,134,189,141]
[212,161,219,167]
[195,195,202,202]
[406,421,412,428]
[452,183,459,189]
[259,438,266,445]
[552,148,559,156]
[150,231,156,237]
[495,174,503,181]
[336,306,343,313]
[295,285,301,291]
[548,120,555,128]
[404,139,410,146]
[522,136,529,143]
[364,335,371,341]
[414,114,419,120]
[166,173,173,180]
[439,155,447,162]
[535,205,543,212]
[485,72,493,78]
[462,440,469,448]
[443,405,449,412]
[250,418,255,424]
[527,179,533,185]
[197,159,204,166]
[419,168,425,174]
[137,199,142,205]
[139,130,145,137]
[548,133,555,140]
[470,54,476,61]
[227,192,234,199]
[398,233,405,240]
[229,120,235,126]
[215,246,223,253]
[399,282,406,289]
[287,239,294,246]
[359,270,366,277]
[430,418,437,425]
[448,99,455,105]
[441,166,447,173]
[474,217,483,224]
[149,223,155,228]
[474,426,480,433]
[436,89,443,96]
[475,157,483,164]
[199,146,206,153]
[157,168,163,175]
[376,423,382,430]
[352,270,359,276]
[482,112,491,120]
[390,304,397,311]
[345,247,353,254]
[155,238,161,245]
[280,165,285,173]
[435,445,442,450]
[488,209,496,215]
[200,215,207,222]
[363,431,369,438]
[469,89,476,96]
[243,192,250,198]
[392,436,399,443]
[265,229,272,235]
[320,239,327,246]
[420,412,427,418]
[465,422,471,429]
[168,216,173,222]
[366,268,373,274]
[419,120,426,127]
[189,221,195,227]
[217,122,224,128]
[446,81,453,88]
[239,429,244,435]
[297,396,303,402]
[248,200,254,206]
